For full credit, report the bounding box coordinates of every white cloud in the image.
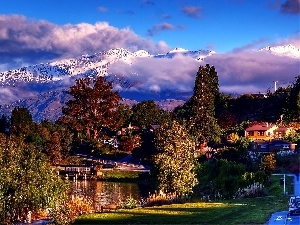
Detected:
[108,54,201,93]
[206,51,299,93]
[0,15,170,70]
[108,49,299,95]
[0,86,37,104]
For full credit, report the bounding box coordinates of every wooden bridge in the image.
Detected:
[52,165,96,180]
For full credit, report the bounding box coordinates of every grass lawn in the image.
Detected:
[74,175,293,224]
[74,196,289,224]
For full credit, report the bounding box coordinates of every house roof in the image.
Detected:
[246,123,276,132]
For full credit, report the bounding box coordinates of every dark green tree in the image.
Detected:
[196,159,246,199]
[214,93,237,130]
[131,100,169,129]
[10,107,33,136]
[0,114,8,134]
[24,121,73,163]
[284,75,300,122]
[59,76,121,141]
[116,104,132,127]
[43,132,63,164]
[132,129,157,163]
[188,64,221,147]
[41,121,73,159]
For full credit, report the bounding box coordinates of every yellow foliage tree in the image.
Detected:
[259,153,276,176]
[154,121,198,195]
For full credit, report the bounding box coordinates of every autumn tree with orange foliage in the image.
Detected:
[60,76,121,141]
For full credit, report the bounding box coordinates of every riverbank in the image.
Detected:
[74,174,293,224]
[74,195,289,224]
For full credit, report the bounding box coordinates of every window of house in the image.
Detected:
[248,131,254,136]
[257,131,265,136]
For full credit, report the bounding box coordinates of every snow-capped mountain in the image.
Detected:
[0,48,151,85]
[0,47,212,121]
[259,44,300,58]
[0,47,212,86]
[155,47,216,61]
[168,47,189,53]
[0,44,298,122]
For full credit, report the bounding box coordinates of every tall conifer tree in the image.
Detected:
[10,107,33,136]
[188,64,221,147]
[284,75,300,122]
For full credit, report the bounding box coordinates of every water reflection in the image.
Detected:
[70,180,144,208]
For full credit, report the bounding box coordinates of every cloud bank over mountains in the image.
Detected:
[206,51,299,93]
[108,54,199,93]
[0,15,169,71]
[0,14,299,100]
[108,46,299,95]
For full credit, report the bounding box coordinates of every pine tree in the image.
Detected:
[154,121,198,195]
[10,107,33,136]
[284,75,300,122]
[188,64,221,147]
[0,114,8,134]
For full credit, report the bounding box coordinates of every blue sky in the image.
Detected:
[1,0,298,53]
[0,0,299,96]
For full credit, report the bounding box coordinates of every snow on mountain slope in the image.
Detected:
[133,50,151,57]
[259,44,300,58]
[0,47,211,121]
[0,47,211,86]
[0,44,298,122]
[155,48,216,61]
[2,44,296,87]
[0,45,300,86]
[168,47,189,53]
[0,48,151,85]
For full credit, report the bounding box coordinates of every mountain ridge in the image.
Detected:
[259,44,300,58]
[0,44,298,122]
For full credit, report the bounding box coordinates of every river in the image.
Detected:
[70,180,148,208]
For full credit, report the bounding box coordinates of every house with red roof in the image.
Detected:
[245,123,278,141]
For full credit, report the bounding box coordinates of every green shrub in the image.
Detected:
[0,136,69,224]
[120,197,138,209]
